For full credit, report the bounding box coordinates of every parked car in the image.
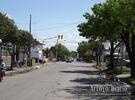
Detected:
[123,59,130,68]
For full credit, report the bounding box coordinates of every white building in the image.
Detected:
[31,45,44,63]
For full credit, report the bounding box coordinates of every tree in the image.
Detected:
[111,0,135,77]
[0,12,17,44]
[56,44,70,60]
[0,12,18,70]
[17,30,34,47]
[77,41,101,63]
[43,48,49,58]
[17,29,39,66]
[48,44,70,61]
[78,1,121,70]
[97,0,135,77]
[77,41,91,58]
[78,0,135,77]
[0,12,40,68]
[70,51,77,58]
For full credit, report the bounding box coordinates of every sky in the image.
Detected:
[0,0,106,51]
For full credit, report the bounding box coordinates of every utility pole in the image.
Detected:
[41,35,63,61]
[27,14,32,66]
[56,38,58,61]
[56,35,63,61]
[29,14,32,34]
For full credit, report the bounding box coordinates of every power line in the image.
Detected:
[32,22,81,31]
[43,41,78,43]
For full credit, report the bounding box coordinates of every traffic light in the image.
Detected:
[61,35,63,40]
[58,35,63,40]
[58,35,60,40]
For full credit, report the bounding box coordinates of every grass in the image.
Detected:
[114,67,130,75]
[131,80,135,84]
[105,67,130,75]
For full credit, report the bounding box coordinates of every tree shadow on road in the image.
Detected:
[70,78,115,85]
[60,70,102,75]
[60,70,134,99]
[62,86,132,100]
[73,65,96,68]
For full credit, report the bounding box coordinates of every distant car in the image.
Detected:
[77,58,83,62]
[66,58,73,63]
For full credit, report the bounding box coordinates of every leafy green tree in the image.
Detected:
[0,12,40,68]
[0,12,17,44]
[56,44,70,60]
[77,41,101,63]
[48,44,70,60]
[78,1,121,70]
[43,48,49,58]
[17,30,34,47]
[111,0,135,77]
[49,46,56,57]
[70,51,77,58]
[78,0,135,77]
[17,29,40,66]
[96,0,135,77]
[0,12,18,70]
[77,41,90,58]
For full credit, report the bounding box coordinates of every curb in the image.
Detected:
[5,63,48,76]
[4,62,58,76]
[5,67,38,76]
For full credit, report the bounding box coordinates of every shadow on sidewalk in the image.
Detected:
[60,69,134,99]
[62,85,133,100]
[119,77,135,96]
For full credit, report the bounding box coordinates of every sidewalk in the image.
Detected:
[95,63,108,71]
[116,74,130,78]
[95,63,131,78]
[5,63,48,76]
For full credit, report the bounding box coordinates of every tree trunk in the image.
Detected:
[110,41,114,70]
[9,45,15,70]
[27,46,31,66]
[96,48,99,66]
[131,34,135,78]
[121,31,135,78]
[10,54,14,70]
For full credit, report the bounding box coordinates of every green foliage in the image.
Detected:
[56,44,70,58]
[48,44,70,59]
[77,41,99,57]
[78,1,120,42]
[78,0,135,77]
[70,51,77,58]
[0,12,17,44]
[17,30,35,47]
[0,12,38,47]
[77,41,89,57]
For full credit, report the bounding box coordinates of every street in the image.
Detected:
[0,62,132,100]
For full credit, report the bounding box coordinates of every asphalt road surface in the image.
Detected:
[0,62,132,100]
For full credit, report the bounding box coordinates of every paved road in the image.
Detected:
[0,62,132,100]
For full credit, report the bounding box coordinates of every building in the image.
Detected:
[31,44,44,63]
